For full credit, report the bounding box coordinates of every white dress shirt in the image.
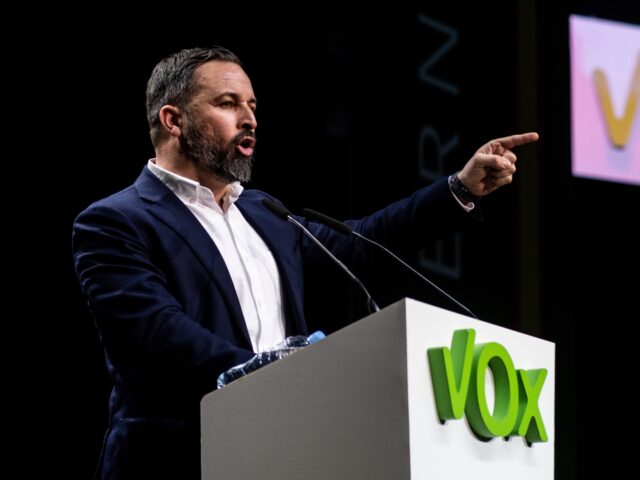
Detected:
[148,160,285,353]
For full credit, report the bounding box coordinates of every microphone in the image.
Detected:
[301,208,478,319]
[261,198,380,314]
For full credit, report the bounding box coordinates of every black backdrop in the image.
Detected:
[27,1,639,477]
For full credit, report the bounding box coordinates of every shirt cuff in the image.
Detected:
[450,189,476,212]
[448,173,478,212]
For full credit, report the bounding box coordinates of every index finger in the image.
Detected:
[495,132,539,149]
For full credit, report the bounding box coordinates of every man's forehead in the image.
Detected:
[195,61,248,83]
[194,62,253,96]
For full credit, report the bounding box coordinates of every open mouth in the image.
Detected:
[236,136,256,156]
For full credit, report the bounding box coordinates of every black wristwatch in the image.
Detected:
[448,172,479,204]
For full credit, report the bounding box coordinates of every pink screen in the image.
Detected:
[570,15,640,186]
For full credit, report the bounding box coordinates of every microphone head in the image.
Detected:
[262,198,291,219]
[301,208,353,235]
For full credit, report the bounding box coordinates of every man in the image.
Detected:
[73,46,538,479]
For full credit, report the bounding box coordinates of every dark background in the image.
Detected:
[24,0,638,477]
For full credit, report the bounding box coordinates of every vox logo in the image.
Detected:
[594,54,640,148]
[427,329,548,444]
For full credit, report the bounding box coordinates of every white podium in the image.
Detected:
[201,298,555,479]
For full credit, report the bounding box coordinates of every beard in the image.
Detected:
[179,116,254,183]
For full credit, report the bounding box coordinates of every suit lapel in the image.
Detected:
[134,168,251,344]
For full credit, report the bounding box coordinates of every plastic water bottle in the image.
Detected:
[217,331,326,388]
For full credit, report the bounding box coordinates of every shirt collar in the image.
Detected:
[147,159,243,213]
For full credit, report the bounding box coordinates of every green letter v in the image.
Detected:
[428,329,475,421]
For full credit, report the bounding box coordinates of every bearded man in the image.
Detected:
[72,46,538,479]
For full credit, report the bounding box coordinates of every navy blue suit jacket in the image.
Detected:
[73,166,473,479]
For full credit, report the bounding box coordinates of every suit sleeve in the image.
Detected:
[72,203,253,397]
[301,177,477,266]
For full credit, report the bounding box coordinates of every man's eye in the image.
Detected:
[220,101,235,108]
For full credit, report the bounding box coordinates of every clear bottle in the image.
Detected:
[217,331,325,388]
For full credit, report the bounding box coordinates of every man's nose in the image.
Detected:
[238,105,257,131]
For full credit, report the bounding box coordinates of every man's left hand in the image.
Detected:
[458,132,539,197]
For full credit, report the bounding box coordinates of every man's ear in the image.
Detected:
[158,105,183,138]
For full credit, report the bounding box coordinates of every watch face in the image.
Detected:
[449,174,477,202]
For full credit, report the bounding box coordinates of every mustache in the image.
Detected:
[232,131,256,145]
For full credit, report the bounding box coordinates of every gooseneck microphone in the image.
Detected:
[301,208,478,320]
[261,199,380,314]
